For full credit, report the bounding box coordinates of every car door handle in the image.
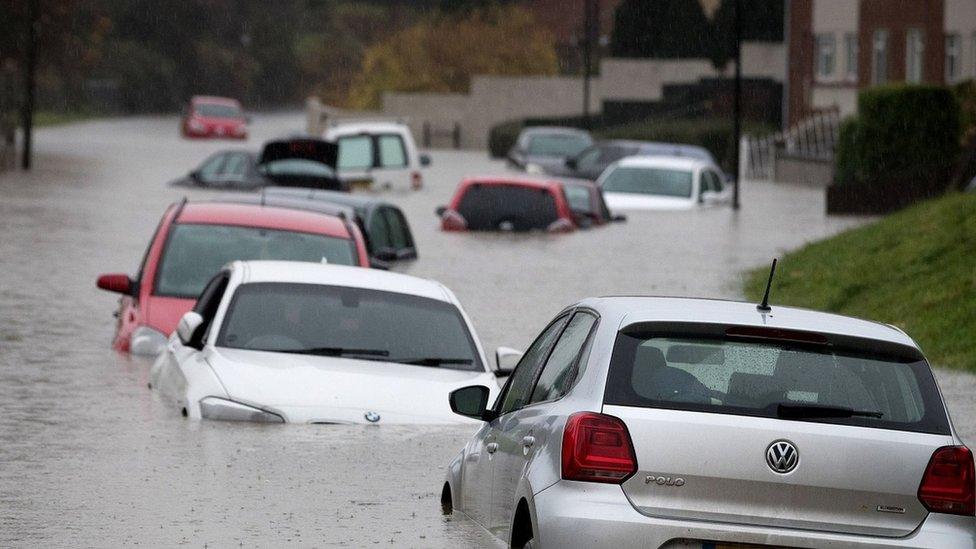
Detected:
[486,442,499,454]
[522,436,535,448]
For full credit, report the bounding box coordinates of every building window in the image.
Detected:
[844,33,858,81]
[872,29,889,85]
[906,29,924,83]
[815,33,837,80]
[945,33,961,83]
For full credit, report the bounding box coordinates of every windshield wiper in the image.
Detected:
[272,347,390,358]
[391,357,474,367]
[776,403,883,419]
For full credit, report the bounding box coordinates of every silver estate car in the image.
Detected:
[442,297,975,548]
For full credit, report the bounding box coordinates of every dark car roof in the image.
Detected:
[518,126,592,137]
[599,140,714,160]
[261,187,399,215]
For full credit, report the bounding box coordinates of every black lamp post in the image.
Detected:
[21,0,38,170]
[732,0,742,210]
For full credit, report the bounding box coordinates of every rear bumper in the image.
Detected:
[533,481,976,549]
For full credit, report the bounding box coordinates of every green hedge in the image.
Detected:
[835,85,961,187]
[488,116,774,171]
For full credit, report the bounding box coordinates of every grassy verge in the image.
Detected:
[34,110,104,128]
[743,192,976,370]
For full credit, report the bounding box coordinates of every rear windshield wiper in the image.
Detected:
[272,347,390,358]
[391,357,474,367]
[777,403,884,419]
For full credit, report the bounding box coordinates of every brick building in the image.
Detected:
[787,0,976,125]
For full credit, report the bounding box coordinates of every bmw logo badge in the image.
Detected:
[364,411,381,423]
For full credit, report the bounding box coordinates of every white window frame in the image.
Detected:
[872,29,889,85]
[815,33,837,81]
[906,28,924,84]
[844,33,859,82]
[945,33,961,83]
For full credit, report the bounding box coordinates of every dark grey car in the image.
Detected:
[507,127,593,174]
[548,140,718,180]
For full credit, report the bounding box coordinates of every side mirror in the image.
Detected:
[176,311,205,348]
[97,273,135,296]
[495,346,523,376]
[419,153,432,167]
[435,206,447,217]
[565,157,578,170]
[189,169,202,182]
[449,385,491,420]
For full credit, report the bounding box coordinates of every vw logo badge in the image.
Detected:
[766,440,798,474]
[364,411,381,423]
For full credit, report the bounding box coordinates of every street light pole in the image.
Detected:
[732,0,742,209]
[581,0,594,130]
[21,0,38,170]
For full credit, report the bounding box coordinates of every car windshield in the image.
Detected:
[601,166,694,198]
[604,334,949,434]
[457,184,559,231]
[155,224,356,298]
[194,103,242,119]
[526,134,591,157]
[216,282,483,371]
[261,159,336,178]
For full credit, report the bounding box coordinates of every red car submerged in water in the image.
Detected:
[181,96,249,140]
[96,200,369,355]
[436,176,622,232]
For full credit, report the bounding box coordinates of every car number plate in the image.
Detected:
[348,179,371,190]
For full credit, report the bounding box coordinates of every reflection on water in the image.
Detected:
[0,113,970,546]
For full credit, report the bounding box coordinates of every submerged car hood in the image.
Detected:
[208,348,491,424]
[603,192,696,211]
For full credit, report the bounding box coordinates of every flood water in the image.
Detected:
[1,113,973,547]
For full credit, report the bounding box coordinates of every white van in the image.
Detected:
[325,120,431,191]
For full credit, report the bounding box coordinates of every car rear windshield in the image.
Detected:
[457,184,559,231]
[261,159,336,178]
[155,224,356,298]
[604,333,950,434]
[216,282,483,371]
[526,134,591,157]
[195,103,242,119]
[601,166,694,198]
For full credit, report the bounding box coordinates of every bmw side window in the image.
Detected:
[497,315,569,416]
[220,153,248,179]
[384,208,412,250]
[368,210,393,251]
[529,312,597,405]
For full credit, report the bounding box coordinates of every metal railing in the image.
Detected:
[742,109,840,181]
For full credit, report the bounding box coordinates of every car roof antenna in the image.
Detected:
[756,258,778,313]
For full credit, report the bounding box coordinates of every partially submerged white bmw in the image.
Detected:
[149,260,505,424]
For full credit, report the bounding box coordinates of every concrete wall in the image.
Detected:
[378,42,786,150]
[811,86,858,118]
[775,155,835,187]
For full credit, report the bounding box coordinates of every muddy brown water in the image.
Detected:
[1,113,972,548]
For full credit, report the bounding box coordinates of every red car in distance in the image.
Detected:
[436,176,616,232]
[181,96,249,139]
[97,200,370,355]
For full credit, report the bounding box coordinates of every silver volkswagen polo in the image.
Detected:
[442,297,975,548]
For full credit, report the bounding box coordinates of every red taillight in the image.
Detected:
[918,445,975,516]
[561,412,637,484]
[441,209,467,231]
[411,171,423,189]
